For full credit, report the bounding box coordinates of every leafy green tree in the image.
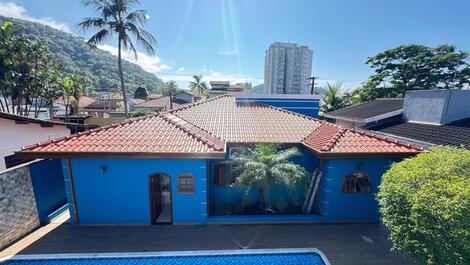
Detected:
[320,82,350,113]
[131,108,151,117]
[79,0,157,117]
[0,16,164,93]
[133,86,149,99]
[0,21,15,113]
[355,45,470,102]
[189,75,208,96]
[377,146,470,265]
[231,144,308,212]
[41,69,63,118]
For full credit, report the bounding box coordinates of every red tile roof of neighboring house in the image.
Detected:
[131,98,146,105]
[55,96,96,108]
[18,95,422,158]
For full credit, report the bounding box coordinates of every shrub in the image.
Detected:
[377,146,470,265]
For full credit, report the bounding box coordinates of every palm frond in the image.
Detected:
[87,28,111,47]
[271,147,302,164]
[78,17,108,31]
[126,10,149,25]
[120,34,137,59]
[125,22,156,55]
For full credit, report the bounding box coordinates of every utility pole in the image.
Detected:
[307,76,318,94]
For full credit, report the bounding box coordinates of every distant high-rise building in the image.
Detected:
[264,42,313,94]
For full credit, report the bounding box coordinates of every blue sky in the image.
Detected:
[1,0,469,89]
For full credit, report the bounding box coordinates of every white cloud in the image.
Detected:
[0,2,71,32]
[177,67,185,71]
[98,44,171,74]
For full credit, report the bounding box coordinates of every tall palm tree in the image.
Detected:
[231,144,308,212]
[79,0,157,117]
[320,82,350,113]
[162,80,179,109]
[189,75,208,97]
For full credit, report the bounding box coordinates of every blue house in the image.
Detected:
[18,95,421,225]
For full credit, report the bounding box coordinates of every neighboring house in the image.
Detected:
[18,95,421,226]
[326,90,470,149]
[135,91,195,112]
[369,90,470,149]
[54,96,96,116]
[0,112,71,169]
[324,98,404,129]
[79,99,120,118]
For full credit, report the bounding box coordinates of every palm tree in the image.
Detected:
[79,0,157,117]
[231,143,308,212]
[189,75,208,97]
[162,80,179,109]
[320,82,350,113]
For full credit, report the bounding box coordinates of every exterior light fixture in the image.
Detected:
[100,166,107,174]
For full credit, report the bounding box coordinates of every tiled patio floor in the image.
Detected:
[1,214,413,265]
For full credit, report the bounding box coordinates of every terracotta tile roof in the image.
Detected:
[55,96,96,108]
[20,114,224,156]
[19,95,422,158]
[131,98,146,105]
[171,96,320,143]
[302,121,421,154]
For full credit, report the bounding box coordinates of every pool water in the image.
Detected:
[2,252,327,265]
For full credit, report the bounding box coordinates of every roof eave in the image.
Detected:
[15,151,226,160]
[301,143,421,159]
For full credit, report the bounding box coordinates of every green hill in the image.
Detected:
[0,16,164,92]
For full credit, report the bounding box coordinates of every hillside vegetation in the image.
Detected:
[0,16,163,92]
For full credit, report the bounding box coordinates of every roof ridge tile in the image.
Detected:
[160,113,225,151]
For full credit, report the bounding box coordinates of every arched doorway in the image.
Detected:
[149,173,172,224]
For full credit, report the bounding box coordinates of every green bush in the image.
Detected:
[377,146,470,265]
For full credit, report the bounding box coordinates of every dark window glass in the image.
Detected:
[342,172,372,193]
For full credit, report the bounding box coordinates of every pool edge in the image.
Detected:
[1,248,330,265]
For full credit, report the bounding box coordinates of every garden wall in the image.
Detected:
[0,162,40,249]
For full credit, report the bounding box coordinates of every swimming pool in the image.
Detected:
[1,249,330,265]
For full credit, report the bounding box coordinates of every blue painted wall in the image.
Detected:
[29,159,67,223]
[60,153,401,224]
[64,158,208,225]
[236,97,320,118]
[319,158,397,222]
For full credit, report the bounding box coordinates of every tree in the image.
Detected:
[320,82,350,113]
[189,75,208,96]
[79,0,157,117]
[354,45,470,102]
[133,86,149,99]
[377,146,470,265]
[231,144,309,213]
[162,80,179,109]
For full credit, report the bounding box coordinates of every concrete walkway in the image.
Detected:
[1,217,412,265]
[0,211,70,259]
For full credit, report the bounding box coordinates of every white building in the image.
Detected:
[264,42,313,94]
[0,112,71,170]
